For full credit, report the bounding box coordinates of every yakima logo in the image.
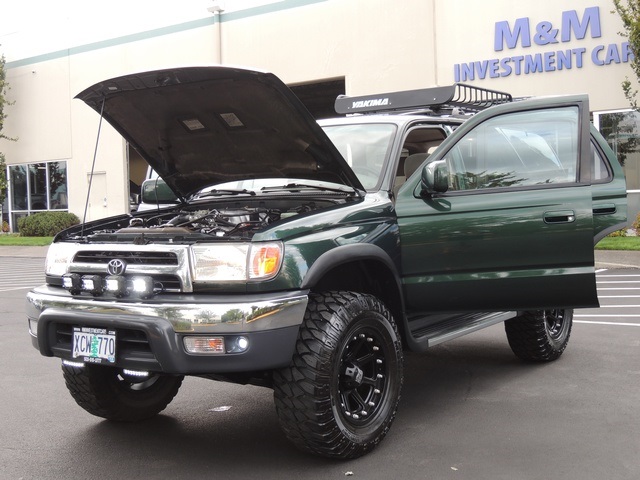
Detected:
[352,98,389,109]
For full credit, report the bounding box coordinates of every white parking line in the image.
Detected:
[599,295,640,298]
[597,287,640,290]
[597,274,640,277]
[598,281,640,284]
[595,304,640,308]
[575,320,640,327]
[0,286,37,292]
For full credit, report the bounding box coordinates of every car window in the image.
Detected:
[443,107,579,191]
[322,124,397,190]
[591,142,612,183]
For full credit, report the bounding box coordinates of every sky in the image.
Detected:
[0,0,279,61]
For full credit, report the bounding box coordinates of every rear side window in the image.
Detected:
[444,107,579,191]
[591,142,612,183]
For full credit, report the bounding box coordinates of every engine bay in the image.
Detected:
[122,205,304,238]
[61,197,345,244]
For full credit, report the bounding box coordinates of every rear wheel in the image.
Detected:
[273,291,403,459]
[62,363,183,421]
[504,309,573,362]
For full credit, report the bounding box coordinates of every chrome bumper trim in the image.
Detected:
[26,286,308,334]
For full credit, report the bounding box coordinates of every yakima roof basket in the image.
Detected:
[334,83,512,115]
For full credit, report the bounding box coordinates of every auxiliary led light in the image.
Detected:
[62,359,85,368]
[123,369,149,378]
[81,275,103,295]
[62,273,82,292]
[130,276,154,297]
[105,275,128,296]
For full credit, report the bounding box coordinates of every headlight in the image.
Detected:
[45,242,77,276]
[191,242,283,282]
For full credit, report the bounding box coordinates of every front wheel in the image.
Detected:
[62,364,183,422]
[273,291,404,459]
[504,309,573,362]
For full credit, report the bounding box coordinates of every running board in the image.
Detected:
[409,311,517,349]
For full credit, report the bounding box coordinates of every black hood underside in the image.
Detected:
[76,66,363,198]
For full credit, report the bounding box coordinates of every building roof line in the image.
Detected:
[6,0,327,69]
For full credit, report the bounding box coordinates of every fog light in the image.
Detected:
[184,336,225,354]
[105,275,127,296]
[227,336,249,354]
[81,275,103,294]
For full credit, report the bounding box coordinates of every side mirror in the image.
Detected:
[420,159,449,195]
[141,178,179,204]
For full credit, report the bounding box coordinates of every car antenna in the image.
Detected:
[80,97,106,239]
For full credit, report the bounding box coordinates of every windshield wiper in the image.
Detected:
[197,188,256,198]
[261,183,356,194]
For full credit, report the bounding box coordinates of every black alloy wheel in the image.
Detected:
[273,291,403,459]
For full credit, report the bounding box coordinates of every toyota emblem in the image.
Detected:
[107,259,127,275]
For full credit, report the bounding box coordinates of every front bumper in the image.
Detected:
[26,285,308,374]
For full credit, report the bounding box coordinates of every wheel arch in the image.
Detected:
[300,244,407,343]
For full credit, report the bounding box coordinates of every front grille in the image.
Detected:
[54,246,192,294]
[74,251,179,265]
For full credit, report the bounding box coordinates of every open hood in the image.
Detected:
[76,66,364,198]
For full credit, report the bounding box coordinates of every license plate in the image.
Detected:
[72,327,116,364]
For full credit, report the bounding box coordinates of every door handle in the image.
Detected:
[593,203,617,215]
[543,210,576,224]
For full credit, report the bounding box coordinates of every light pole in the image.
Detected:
[208,1,225,64]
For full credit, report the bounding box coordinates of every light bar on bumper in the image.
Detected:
[190,242,283,282]
[61,273,156,298]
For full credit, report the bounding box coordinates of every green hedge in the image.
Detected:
[18,211,80,237]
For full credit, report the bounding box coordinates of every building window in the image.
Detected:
[6,161,68,231]
[595,110,640,190]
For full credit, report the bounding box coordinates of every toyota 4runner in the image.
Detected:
[27,66,627,459]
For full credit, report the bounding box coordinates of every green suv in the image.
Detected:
[26,66,627,459]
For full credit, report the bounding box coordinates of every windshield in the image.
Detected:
[144,123,397,198]
[322,123,397,190]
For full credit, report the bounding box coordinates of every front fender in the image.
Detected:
[301,243,401,291]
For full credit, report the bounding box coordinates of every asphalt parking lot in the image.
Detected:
[1,248,638,479]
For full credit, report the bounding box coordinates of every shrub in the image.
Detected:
[1,220,8,233]
[18,211,80,237]
[632,212,640,234]
[608,228,627,237]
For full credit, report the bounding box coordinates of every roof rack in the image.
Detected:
[334,83,513,115]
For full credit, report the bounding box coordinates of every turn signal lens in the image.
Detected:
[184,336,225,354]
[249,243,283,280]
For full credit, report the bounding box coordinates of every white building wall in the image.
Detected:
[0,0,635,225]
[434,0,631,111]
